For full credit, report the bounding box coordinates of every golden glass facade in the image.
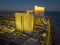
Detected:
[34,18,45,26]
[34,5,45,16]
[15,13,34,33]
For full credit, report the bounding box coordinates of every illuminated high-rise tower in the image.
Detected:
[34,5,45,17]
[15,12,34,33]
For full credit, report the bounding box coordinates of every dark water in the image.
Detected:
[45,11,60,33]
[0,11,60,45]
[45,11,60,45]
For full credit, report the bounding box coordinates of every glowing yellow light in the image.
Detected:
[15,13,23,31]
[34,18,45,26]
[15,13,34,33]
[23,14,34,33]
[42,33,47,37]
[35,5,45,13]
[11,28,15,33]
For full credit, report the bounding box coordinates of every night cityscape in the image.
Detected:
[0,0,60,45]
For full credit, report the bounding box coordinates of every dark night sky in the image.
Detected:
[0,0,60,11]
